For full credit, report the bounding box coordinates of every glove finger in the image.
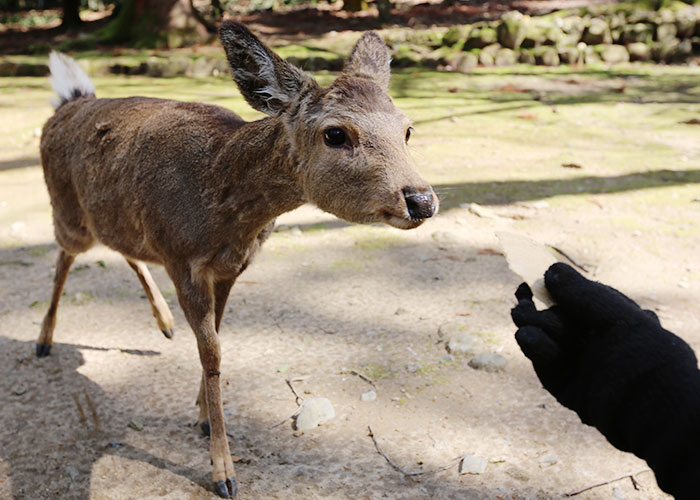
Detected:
[643,309,661,325]
[515,326,562,367]
[511,299,566,334]
[515,282,533,302]
[544,262,643,325]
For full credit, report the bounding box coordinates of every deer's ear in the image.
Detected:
[220,21,315,116]
[343,32,391,91]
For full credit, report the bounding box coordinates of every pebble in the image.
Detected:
[65,466,79,481]
[295,397,335,431]
[505,466,530,482]
[128,417,144,431]
[444,329,480,355]
[441,354,455,363]
[612,486,625,499]
[361,390,377,402]
[537,451,558,468]
[459,454,488,474]
[532,200,550,210]
[394,307,408,315]
[468,353,506,372]
[406,362,422,373]
[12,384,27,396]
[467,203,498,219]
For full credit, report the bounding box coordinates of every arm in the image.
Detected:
[511,263,700,499]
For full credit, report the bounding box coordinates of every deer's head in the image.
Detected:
[220,22,438,229]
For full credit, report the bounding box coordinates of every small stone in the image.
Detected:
[441,354,455,363]
[295,397,335,431]
[12,384,27,396]
[612,486,625,499]
[65,466,79,481]
[394,307,408,316]
[532,200,550,209]
[446,331,480,355]
[537,451,558,468]
[128,417,144,431]
[289,226,303,237]
[468,202,498,219]
[361,390,377,402]
[406,362,422,373]
[459,454,488,474]
[505,466,530,482]
[468,353,506,372]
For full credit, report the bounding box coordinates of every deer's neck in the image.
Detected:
[214,116,305,234]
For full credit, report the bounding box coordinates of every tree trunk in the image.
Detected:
[97,0,209,47]
[62,0,82,28]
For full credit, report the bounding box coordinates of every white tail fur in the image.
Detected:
[48,51,95,109]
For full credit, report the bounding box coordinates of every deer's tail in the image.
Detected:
[48,51,96,109]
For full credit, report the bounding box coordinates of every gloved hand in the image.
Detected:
[511,262,700,499]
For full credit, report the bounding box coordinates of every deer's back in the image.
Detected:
[41,96,250,265]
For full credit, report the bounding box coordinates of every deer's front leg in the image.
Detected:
[170,268,236,498]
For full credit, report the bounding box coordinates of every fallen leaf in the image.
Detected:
[517,113,538,120]
[680,118,700,125]
[447,87,459,93]
[561,163,582,169]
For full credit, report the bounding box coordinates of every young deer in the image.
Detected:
[38,21,437,498]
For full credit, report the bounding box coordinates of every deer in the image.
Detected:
[37,21,438,498]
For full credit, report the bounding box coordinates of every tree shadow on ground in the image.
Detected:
[434,169,700,210]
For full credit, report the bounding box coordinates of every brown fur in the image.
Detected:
[37,21,437,498]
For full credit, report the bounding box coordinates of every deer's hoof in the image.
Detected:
[36,343,52,357]
[214,478,237,498]
[161,328,174,339]
[200,421,211,437]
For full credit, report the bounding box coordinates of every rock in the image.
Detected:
[558,46,580,65]
[495,48,518,66]
[621,23,654,44]
[518,49,536,64]
[65,466,80,481]
[582,18,612,45]
[289,226,303,237]
[675,8,697,38]
[533,46,560,66]
[651,38,681,61]
[128,417,144,431]
[627,42,652,61]
[406,362,422,373]
[459,454,488,474]
[521,24,547,48]
[443,25,471,48]
[295,397,335,431]
[498,11,531,49]
[598,44,629,64]
[584,46,602,65]
[468,353,506,372]
[465,26,498,50]
[657,23,678,42]
[361,390,377,402]
[12,384,27,396]
[441,354,455,363]
[468,202,498,218]
[537,451,558,468]
[455,52,479,73]
[395,307,408,315]
[478,50,495,67]
[446,331,481,355]
[560,16,586,45]
[506,466,530,482]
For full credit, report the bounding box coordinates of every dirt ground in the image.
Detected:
[0,64,699,500]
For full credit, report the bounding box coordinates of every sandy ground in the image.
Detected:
[1,70,699,500]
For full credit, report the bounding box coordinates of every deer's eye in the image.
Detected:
[405,127,413,143]
[323,127,346,147]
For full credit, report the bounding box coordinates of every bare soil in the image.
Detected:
[0,68,699,500]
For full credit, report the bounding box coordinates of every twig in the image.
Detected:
[547,244,589,273]
[285,377,306,406]
[565,469,651,497]
[268,406,303,430]
[367,425,460,478]
[341,370,377,389]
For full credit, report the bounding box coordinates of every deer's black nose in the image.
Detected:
[403,187,436,220]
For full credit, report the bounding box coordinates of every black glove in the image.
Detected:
[511,262,700,499]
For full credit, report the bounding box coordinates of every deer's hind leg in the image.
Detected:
[36,250,76,357]
[126,259,174,339]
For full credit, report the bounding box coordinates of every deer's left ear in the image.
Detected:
[343,32,391,91]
